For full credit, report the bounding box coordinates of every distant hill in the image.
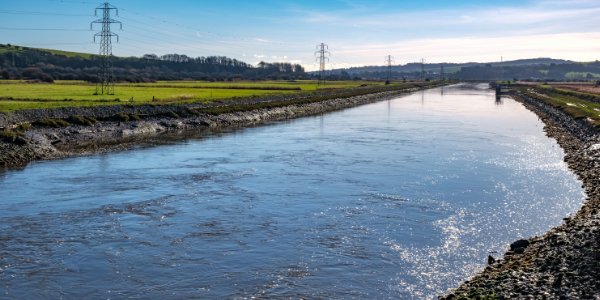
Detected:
[0,44,307,82]
[0,44,97,59]
[321,58,575,75]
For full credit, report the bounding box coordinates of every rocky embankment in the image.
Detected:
[0,86,434,168]
[440,91,600,299]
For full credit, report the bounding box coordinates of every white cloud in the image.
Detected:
[254,54,266,58]
[255,38,270,43]
[334,32,600,65]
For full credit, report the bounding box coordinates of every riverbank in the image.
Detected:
[440,91,600,299]
[0,84,446,168]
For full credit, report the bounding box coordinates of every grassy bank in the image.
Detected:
[515,86,600,128]
[0,80,404,112]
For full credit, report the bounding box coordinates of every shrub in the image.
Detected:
[0,130,24,139]
[55,119,71,127]
[0,130,26,144]
[85,116,98,125]
[33,118,70,128]
[129,114,141,121]
[184,108,200,117]
[165,111,180,119]
[15,123,31,131]
[67,115,94,127]
[111,113,130,122]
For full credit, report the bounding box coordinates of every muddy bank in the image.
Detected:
[440,92,600,299]
[0,85,440,168]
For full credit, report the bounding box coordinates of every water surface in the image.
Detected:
[0,84,584,299]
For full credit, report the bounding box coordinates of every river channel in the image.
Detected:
[0,83,585,299]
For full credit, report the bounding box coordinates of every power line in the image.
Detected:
[92,2,121,95]
[0,27,88,31]
[0,9,90,16]
[42,0,310,46]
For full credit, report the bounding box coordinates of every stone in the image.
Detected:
[200,120,217,128]
[511,239,530,251]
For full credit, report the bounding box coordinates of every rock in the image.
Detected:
[552,273,564,288]
[510,239,530,251]
[488,255,496,265]
[514,247,525,254]
[14,136,27,145]
[200,120,217,128]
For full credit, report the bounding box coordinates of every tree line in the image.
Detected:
[0,44,308,82]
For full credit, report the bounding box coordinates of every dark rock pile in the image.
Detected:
[440,92,600,300]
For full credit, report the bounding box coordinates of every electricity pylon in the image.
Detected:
[384,55,395,83]
[91,3,121,95]
[315,43,330,86]
[440,65,444,80]
[420,58,426,81]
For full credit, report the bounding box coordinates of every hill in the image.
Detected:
[0,44,96,59]
[0,44,308,82]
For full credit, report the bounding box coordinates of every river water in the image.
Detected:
[0,84,585,299]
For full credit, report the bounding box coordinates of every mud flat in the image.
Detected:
[440,91,600,300]
[0,85,444,168]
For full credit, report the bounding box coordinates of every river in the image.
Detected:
[0,83,585,299]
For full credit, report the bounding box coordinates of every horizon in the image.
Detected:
[2,0,600,71]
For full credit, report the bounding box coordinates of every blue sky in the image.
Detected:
[2,0,600,70]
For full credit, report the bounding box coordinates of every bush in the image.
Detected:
[15,123,31,132]
[187,108,200,116]
[0,130,25,139]
[0,130,26,144]
[165,111,180,119]
[33,118,70,128]
[67,115,95,127]
[55,119,70,127]
[85,116,98,125]
[111,113,130,122]
[129,114,141,121]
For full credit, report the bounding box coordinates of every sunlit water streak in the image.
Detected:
[0,83,585,299]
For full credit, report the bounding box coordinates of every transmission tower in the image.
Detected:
[91,3,121,95]
[384,55,395,83]
[440,64,444,80]
[420,58,426,81]
[315,43,330,86]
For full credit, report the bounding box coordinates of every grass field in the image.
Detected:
[516,86,600,127]
[0,44,97,59]
[0,80,404,112]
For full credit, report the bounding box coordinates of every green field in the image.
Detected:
[0,44,97,59]
[0,80,399,112]
[517,86,600,127]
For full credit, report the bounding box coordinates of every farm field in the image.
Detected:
[515,81,600,96]
[0,80,399,112]
[516,85,600,127]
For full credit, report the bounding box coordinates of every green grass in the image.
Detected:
[564,72,600,79]
[0,44,97,59]
[517,86,600,127]
[0,80,407,112]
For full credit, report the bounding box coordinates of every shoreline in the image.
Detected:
[0,84,444,168]
[441,91,600,299]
